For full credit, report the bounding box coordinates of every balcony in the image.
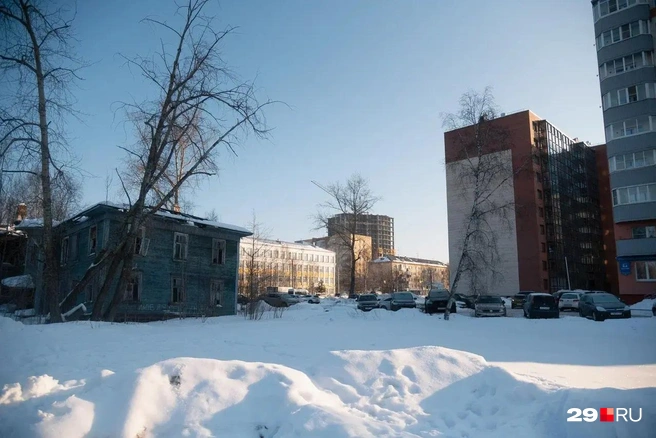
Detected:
[616,238,656,258]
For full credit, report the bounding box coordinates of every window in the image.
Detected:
[212,239,226,265]
[541,242,546,253]
[123,272,142,302]
[594,1,648,22]
[543,279,549,290]
[597,20,649,49]
[536,172,542,183]
[134,227,149,256]
[538,207,544,218]
[274,250,279,258]
[609,149,656,172]
[542,260,547,271]
[600,51,653,79]
[636,261,656,281]
[540,224,545,235]
[210,279,223,307]
[612,184,656,206]
[89,226,97,254]
[60,236,69,265]
[173,233,188,260]
[632,226,656,238]
[537,189,543,200]
[70,234,78,261]
[605,115,654,140]
[171,276,185,302]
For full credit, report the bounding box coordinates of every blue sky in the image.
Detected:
[66,0,603,263]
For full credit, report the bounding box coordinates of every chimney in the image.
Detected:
[15,203,27,224]
[173,204,181,213]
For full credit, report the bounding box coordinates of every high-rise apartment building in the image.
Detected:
[326,214,394,258]
[591,0,656,301]
[445,111,615,296]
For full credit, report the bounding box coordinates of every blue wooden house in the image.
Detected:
[18,203,251,321]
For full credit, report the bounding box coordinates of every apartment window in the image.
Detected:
[597,20,649,49]
[542,261,547,271]
[134,227,149,256]
[536,172,542,183]
[70,233,78,261]
[540,224,545,235]
[123,272,142,302]
[636,261,656,281]
[632,226,656,238]
[604,115,654,140]
[60,236,69,265]
[609,149,656,172]
[600,51,653,79]
[210,279,223,307]
[537,189,543,200]
[304,254,308,261]
[603,83,656,110]
[171,276,185,302]
[594,0,648,22]
[543,279,549,290]
[274,250,279,258]
[541,243,546,253]
[212,239,226,265]
[612,184,656,206]
[173,233,188,260]
[538,207,544,218]
[89,225,97,254]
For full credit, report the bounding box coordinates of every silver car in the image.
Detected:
[474,295,507,317]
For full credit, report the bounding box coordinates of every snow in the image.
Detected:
[154,209,250,234]
[631,298,655,311]
[15,218,61,228]
[0,303,654,437]
[1,274,34,289]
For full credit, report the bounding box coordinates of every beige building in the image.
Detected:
[368,255,449,293]
[239,238,336,294]
[297,234,372,293]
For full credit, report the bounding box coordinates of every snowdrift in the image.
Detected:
[2,346,654,438]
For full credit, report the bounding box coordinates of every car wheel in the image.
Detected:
[593,311,603,322]
[523,309,528,318]
[578,308,583,317]
[652,306,656,317]
[451,304,457,314]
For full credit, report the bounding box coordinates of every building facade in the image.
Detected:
[445,110,615,297]
[327,213,394,258]
[368,255,449,293]
[17,203,249,320]
[239,238,336,294]
[591,0,656,301]
[296,235,372,293]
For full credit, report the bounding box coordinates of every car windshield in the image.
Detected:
[358,294,377,301]
[592,294,620,304]
[393,292,413,300]
[477,296,502,303]
[429,290,449,299]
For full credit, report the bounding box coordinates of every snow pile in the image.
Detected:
[1,274,34,289]
[0,375,83,405]
[631,298,655,311]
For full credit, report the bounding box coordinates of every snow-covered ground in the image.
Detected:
[0,299,654,438]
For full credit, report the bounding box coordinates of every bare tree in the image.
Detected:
[204,208,219,222]
[315,174,379,296]
[60,0,272,321]
[442,88,527,320]
[1,0,83,322]
[240,212,271,320]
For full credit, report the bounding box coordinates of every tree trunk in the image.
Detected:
[349,251,356,295]
[104,249,136,321]
[90,247,125,320]
[23,2,61,322]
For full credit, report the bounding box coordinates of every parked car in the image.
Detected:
[578,293,631,321]
[261,292,300,307]
[379,292,416,311]
[583,290,607,295]
[512,291,535,309]
[558,292,582,311]
[356,294,380,311]
[307,295,321,304]
[237,294,250,305]
[453,293,475,309]
[424,289,456,314]
[523,293,559,319]
[348,293,358,300]
[474,295,506,317]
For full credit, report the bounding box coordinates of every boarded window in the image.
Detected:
[173,233,188,260]
[212,239,226,265]
[171,277,185,303]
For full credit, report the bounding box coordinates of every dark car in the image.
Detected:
[237,294,249,305]
[578,293,631,321]
[523,293,559,319]
[474,295,506,317]
[512,291,535,309]
[453,293,475,309]
[424,289,456,314]
[356,294,379,311]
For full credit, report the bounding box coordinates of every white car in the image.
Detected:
[558,292,582,311]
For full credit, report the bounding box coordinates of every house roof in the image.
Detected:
[372,254,447,267]
[18,202,251,236]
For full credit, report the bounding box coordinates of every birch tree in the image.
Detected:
[442,88,523,320]
[241,212,271,320]
[0,0,82,322]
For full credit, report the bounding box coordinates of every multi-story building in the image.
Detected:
[296,234,372,293]
[445,110,615,297]
[327,213,394,258]
[591,0,656,301]
[239,238,336,294]
[368,255,449,293]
